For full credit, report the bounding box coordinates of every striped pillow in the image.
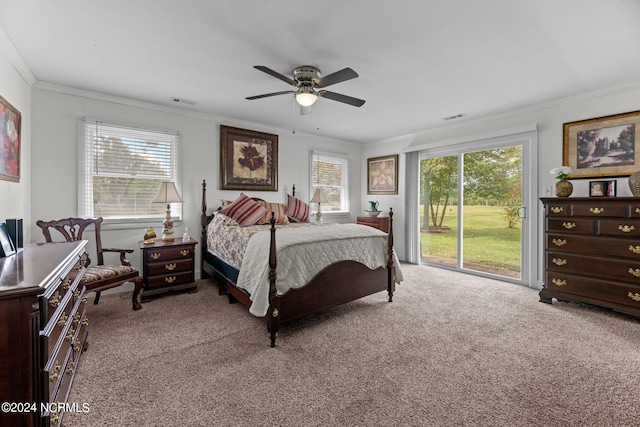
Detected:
[220,193,268,226]
[286,194,310,223]
[257,201,290,225]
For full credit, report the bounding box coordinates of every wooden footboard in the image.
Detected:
[200,179,395,347]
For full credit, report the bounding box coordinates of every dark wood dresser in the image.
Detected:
[540,197,640,317]
[356,216,390,233]
[0,241,88,427]
[139,238,197,300]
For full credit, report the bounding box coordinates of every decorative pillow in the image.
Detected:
[220,193,268,226]
[257,201,290,225]
[286,194,310,223]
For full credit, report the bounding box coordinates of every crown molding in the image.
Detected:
[0,24,36,85]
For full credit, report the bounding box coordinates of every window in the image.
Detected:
[79,119,182,225]
[310,151,350,215]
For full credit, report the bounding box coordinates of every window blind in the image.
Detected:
[78,119,182,224]
[310,151,350,214]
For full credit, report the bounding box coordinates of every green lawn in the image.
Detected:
[420,205,521,273]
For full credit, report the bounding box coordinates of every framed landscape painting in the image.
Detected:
[0,95,21,182]
[367,154,398,195]
[220,125,278,191]
[563,110,639,179]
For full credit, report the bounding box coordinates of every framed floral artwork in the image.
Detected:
[220,125,278,191]
[367,154,398,195]
[0,95,21,183]
[563,110,639,179]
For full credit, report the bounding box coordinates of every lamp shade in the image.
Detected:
[296,86,318,107]
[310,188,329,204]
[152,181,183,204]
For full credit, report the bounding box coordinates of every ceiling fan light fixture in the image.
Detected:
[295,87,318,107]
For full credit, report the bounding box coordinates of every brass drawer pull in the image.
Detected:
[629,245,640,254]
[628,268,640,277]
[180,249,190,256]
[65,360,75,374]
[62,278,72,289]
[562,222,576,229]
[551,278,567,286]
[81,316,89,327]
[619,225,635,233]
[550,206,563,213]
[628,292,640,302]
[65,326,75,342]
[589,207,604,214]
[552,238,567,246]
[49,291,61,308]
[151,252,161,260]
[49,360,61,382]
[56,314,68,327]
[165,276,177,283]
[552,258,567,266]
[165,263,177,271]
[73,313,80,326]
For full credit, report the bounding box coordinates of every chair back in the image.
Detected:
[36,217,105,265]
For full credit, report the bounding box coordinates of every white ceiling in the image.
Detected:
[1,0,640,144]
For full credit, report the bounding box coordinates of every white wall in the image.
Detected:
[29,85,363,274]
[0,40,31,243]
[363,82,640,286]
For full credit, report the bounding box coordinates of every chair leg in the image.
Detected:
[93,291,101,305]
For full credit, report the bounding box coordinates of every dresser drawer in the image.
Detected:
[547,252,640,283]
[571,203,627,217]
[598,219,640,237]
[147,258,193,275]
[547,233,640,260]
[545,271,640,309]
[144,246,194,262]
[547,218,595,235]
[146,271,194,289]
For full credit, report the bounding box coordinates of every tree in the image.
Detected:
[420,156,457,230]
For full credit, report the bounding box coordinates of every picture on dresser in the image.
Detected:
[563,110,640,179]
[589,180,616,197]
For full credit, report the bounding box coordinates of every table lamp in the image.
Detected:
[310,187,329,222]
[152,181,183,241]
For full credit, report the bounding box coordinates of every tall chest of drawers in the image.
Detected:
[0,241,88,427]
[540,197,640,317]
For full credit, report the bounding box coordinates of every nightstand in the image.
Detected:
[356,216,389,233]
[139,238,198,301]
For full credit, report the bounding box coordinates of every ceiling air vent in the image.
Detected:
[171,97,197,106]
[443,113,466,121]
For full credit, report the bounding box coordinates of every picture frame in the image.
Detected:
[367,154,399,195]
[563,110,640,179]
[220,125,278,191]
[0,223,16,257]
[0,95,22,183]
[589,180,616,197]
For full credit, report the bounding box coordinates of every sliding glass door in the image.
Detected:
[419,133,534,284]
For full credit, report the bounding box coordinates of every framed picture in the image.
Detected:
[589,180,616,197]
[563,110,640,179]
[367,154,399,195]
[0,223,16,257]
[220,125,278,191]
[0,95,22,183]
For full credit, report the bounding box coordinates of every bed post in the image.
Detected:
[267,213,280,347]
[201,180,209,279]
[387,207,395,302]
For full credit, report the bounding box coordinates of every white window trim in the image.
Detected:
[78,118,182,229]
[309,150,351,217]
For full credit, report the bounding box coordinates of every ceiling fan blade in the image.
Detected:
[246,90,295,100]
[254,66,297,86]
[319,90,365,107]
[315,68,358,88]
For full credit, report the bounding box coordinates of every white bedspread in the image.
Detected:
[236,223,404,317]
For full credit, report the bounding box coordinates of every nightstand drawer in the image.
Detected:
[146,271,194,289]
[147,258,193,275]
[144,246,194,262]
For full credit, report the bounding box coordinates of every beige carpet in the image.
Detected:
[65,264,640,427]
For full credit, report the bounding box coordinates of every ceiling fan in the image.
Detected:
[246,65,366,110]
